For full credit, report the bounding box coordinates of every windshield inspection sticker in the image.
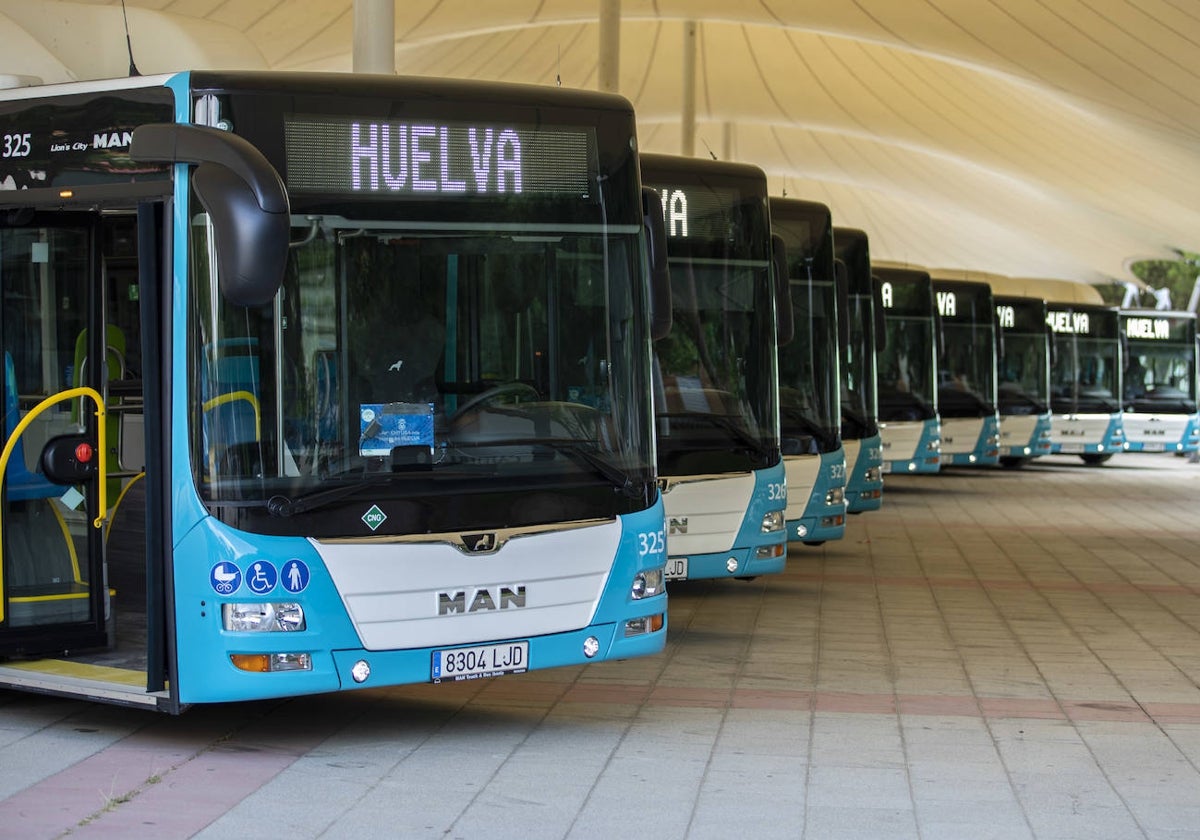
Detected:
[359,402,434,456]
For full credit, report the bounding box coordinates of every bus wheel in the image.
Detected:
[1080,453,1114,466]
[802,540,826,546]
[999,457,1029,469]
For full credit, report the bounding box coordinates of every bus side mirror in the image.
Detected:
[130,124,290,308]
[642,187,672,341]
[772,235,795,347]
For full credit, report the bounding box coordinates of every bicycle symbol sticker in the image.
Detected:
[209,562,242,595]
[246,560,278,595]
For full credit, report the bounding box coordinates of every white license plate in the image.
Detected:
[664,557,689,580]
[431,641,528,682]
[1058,443,1084,453]
[1142,442,1165,452]
[881,462,892,474]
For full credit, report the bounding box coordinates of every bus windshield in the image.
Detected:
[647,164,780,475]
[875,273,937,423]
[778,272,840,453]
[1051,335,1121,413]
[192,216,653,533]
[1122,314,1197,413]
[998,331,1049,414]
[1048,307,1121,414]
[936,283,997,419]
[772,199,841,455]
[996,297,1049,416]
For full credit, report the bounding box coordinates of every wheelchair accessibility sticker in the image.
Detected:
[210,562,242,595]
[246,561,278,595]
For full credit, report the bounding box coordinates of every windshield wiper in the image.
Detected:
[783,408,840,449]
[266,473,399,517]
[659,411,777,463]
[506,437,648,499]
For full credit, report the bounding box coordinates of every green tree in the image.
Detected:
[1122,250,1200,311]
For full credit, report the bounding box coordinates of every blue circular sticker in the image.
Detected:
[209,562,242,595]
[245,560,278,595]
[280,558,311,594]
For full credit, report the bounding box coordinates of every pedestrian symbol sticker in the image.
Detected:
[281,559,310,594]
[246,560,278,595]
[210,562,242,595]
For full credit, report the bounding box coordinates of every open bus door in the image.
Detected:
[0,208,171,709]
[1,212,113,657]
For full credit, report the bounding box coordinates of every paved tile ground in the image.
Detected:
[1,453,1199,839]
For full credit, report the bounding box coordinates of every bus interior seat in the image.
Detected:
[3,351,61,502]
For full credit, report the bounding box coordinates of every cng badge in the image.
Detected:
[362,504,387,531]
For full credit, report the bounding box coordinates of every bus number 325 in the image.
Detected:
[2,133,32,158]
[637,529,666,557]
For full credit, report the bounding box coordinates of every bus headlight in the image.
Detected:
[761,510,785,533]
[631,569,664,599]
[825,486,845,506]
[865,466,882,483]
[926,440,941,451]
[222,602,306,632]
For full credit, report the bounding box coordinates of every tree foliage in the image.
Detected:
[1119,250,1200,311]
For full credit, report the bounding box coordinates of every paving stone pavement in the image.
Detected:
[1,453,1198,839]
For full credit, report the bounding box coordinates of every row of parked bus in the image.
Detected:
[872,268,1200,470]
[0,71,1195,712]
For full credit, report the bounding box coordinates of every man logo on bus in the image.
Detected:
[438,585,527,615]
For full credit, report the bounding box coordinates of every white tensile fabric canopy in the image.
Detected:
[4,0,1199,291]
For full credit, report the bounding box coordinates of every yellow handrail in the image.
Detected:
[202,390,261,439]
[0,387,107,623]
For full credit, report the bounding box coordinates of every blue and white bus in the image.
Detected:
[833,227,882,512]
[993,294,1053,467]
[873,267,941,474]
[931,278,1000,467]
[1026,279,1126,464]
[1119,310,1199,454]
[770,198,847,545]
[0,71,671,711]
[640,154,788,580]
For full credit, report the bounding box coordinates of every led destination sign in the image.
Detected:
[1048,309,1091,335]
[1124,316,1172,341]
[877,278,932,314]
[284,117,597,198]
[1046,308,1118,338]
[642,183,763,242]
[937,291,957,318]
